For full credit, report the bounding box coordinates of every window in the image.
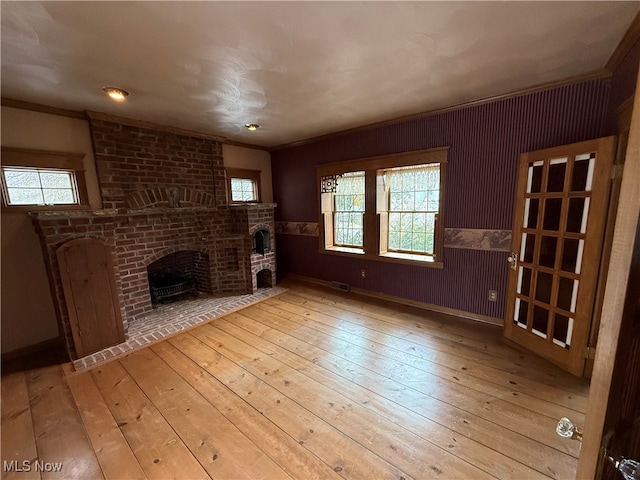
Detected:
[2,167,79,206]
[317,147,447,267]
[226,168,261,203]
[378,163,440,260]
[1,147,88,209]
[321,171,365,253]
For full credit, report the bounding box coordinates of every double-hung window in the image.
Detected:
[318,147,446,267]
[378,163,440,260]
[321,171,365,253]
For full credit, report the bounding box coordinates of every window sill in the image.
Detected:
[325,246,365,255]
[2,204,91,213]
[320,247,443,268]
[380,251,434,262]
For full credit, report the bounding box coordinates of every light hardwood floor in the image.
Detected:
[1,281,589,480]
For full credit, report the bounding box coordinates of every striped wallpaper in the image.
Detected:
[271,79,611,319]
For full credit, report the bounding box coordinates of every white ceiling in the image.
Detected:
[1,2,638,149]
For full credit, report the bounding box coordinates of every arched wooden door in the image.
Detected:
[57,238,124,357]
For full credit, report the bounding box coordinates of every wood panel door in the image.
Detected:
[57,238,124,358]
[504,136,616,376]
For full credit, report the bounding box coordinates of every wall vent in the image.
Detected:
[330,281,350,292]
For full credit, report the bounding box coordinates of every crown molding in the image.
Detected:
[269,69,611,152]
[0,99,268,150]
[1,97,86,119]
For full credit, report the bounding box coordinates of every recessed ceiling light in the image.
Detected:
[244,123,260,131]
[102,87,129,101]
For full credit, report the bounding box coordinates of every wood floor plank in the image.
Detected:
[253,299,587,417]
[66,373,146,480]
[269,291,589,407]
[151,340,342,480]
[26,364,103,479]
[1,370,40,480]
[219,310,577,480]
[1,282,589,480]
[281,286,589,394]
[168,332,417,480]
[119,348,293,480]
[90,360,209,479]
[239,300,579,458]
[188,322,497,480]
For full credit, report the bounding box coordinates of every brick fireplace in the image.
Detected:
[32,116,276,360]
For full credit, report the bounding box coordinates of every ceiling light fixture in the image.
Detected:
[102,86,129,101]
[245,123,260,131]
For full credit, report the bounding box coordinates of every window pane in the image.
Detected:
[2,167,79,206]
[332,171,365,248]
[381,163,439,255]
[43,189,75,204]
[553,313,571,347]
[532,306,549,339]
[528,162,543,193]
[524,198,539,229]
[515,299,528,328]
[4,169,41,187]
[547,158,567,192]
[535,271,553,303]
[40,171,73,189]
[7,188,44,205]
[517,267,532,296]
[412,233,426,251]
[230,178,257,202]
[571,154,595,192]
[543,198,563,231]
[539,235,557,268]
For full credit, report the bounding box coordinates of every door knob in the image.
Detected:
[507,253,518,271]
[556,417,583,442]
[606,452,640,480]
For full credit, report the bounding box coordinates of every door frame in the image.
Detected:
[577,82,640,476]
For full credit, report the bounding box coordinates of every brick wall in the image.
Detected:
[33,208,257,358]
[33,118,276,360]
[88,118,227,210]
[147,250,213,296]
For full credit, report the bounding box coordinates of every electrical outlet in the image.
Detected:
[360,269,366,279]
[488,290,497,302]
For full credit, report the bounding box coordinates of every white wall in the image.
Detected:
[1,107,100,354]
[223,144,273,203]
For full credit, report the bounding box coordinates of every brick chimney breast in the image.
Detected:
[32,119,275,360]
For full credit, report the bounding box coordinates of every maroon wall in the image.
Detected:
[271,79,611,319]
[607,37,640,131]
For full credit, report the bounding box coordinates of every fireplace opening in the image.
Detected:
[256,269,273,289]
[253,229,271,255]
[149,269,196,304]
[147,250,212,306]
